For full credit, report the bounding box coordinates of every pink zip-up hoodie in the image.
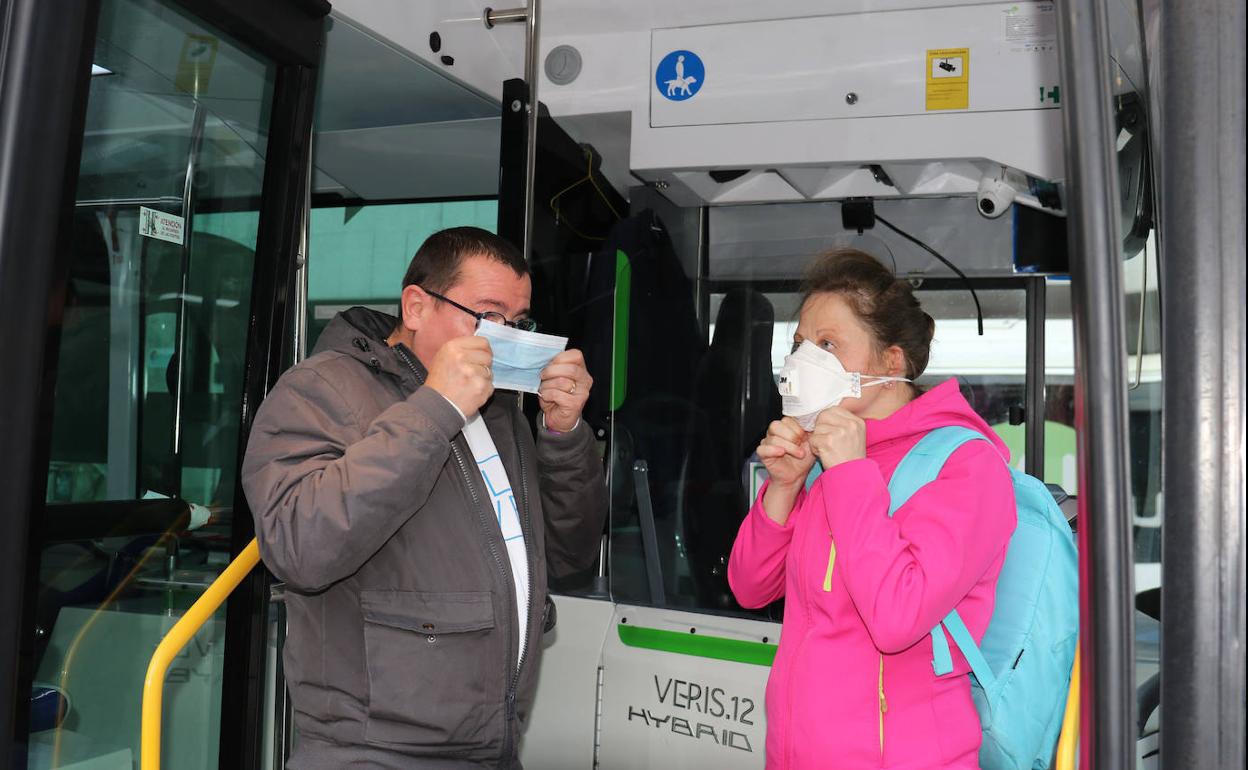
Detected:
[729,379,1017,769]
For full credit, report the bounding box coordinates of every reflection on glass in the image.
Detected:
[29,1,274,767]
[301,200,499,350]
[575,236,1031,616]
[1124,240,1163,757]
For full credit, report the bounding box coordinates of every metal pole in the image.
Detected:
[293,142,312,364]
[484,7,529,28]
[1054,1,1137,767]
[171,103,208,470]
[632,460,667,606]
[522,0,541,262]
[1024,277,1046,480]
[1159,0,1246,766]
[483,3,541,260]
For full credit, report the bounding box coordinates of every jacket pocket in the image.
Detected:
[360,590,501,750]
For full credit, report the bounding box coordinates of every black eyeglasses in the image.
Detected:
[421,287,539,332]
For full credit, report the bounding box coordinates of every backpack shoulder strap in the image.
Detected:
[941,609,998,694]
[887,426,1001,679]
[887,426,990,515]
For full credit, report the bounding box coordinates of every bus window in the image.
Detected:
[730,286,1031,502]
[910,286,1029,439]
[304,200,498,350]
[29,0,276,766]
[1043,251,1163,762]
[1124,238,1163,756]
[523,195,1036,616]
[1123,239,1162,572]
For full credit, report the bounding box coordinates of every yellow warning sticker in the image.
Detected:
[926,48,969,111]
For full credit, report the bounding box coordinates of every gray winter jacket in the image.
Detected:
[241,308,607,768]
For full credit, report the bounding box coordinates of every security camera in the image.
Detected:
[976,176,1017,218]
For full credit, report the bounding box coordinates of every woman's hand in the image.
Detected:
[756,417,817,524]
[809,407,867,469]
[757,417,817,487]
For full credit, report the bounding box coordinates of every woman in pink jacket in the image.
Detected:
[729,249,1016,769]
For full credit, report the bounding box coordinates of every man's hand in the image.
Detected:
[538,349,591,433]
[809,407,867,469]
[425,336,494,417]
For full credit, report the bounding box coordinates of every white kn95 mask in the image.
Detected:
[777,341,911,430]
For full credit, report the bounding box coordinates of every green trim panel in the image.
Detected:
[610,250,630,411]
[617,623,778,667]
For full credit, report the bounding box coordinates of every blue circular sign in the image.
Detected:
[655,50,704,101]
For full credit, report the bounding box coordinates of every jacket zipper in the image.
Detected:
[394,347,521,759]
[822,535,836,592]
[878,655,887,761]
[509,408,536,732]
[784,516,818,770]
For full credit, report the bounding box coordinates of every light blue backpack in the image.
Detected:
[887,426,1079,770]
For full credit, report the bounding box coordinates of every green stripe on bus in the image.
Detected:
[610,250,630,411]
[617,624,778,667]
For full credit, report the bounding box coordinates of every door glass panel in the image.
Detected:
[29,0,274,767]
[1127,239,1162,761]
[516,182,1031,615]
[1040,280,1079,496]
[1046,238,1162,763]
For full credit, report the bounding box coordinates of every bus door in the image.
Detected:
[0,0,325,767]
[496,0,1191,768]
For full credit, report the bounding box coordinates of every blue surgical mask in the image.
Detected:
[474,320,568,394]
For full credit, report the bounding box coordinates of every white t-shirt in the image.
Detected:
[460,413,529,667]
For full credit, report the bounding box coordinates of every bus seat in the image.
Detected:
[1060,495,1077,526]
[680,289,781,609]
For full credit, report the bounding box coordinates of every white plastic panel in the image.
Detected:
[328,0,522,103]
[519,595,616,770]
[316,15,498,132]
[314,119,501,199]
[596,605,776,770]
[535,0,1066,205]
[649,3,1059,128]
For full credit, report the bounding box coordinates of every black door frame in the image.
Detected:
[0,0,327,764]
[0,0,104,759]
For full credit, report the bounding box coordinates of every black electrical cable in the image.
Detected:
[874,214,985,336]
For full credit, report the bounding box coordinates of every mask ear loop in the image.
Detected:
[860,375,912,388]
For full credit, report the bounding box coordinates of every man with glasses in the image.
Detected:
[242,227,607,769]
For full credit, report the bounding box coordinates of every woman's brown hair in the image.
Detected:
[800,247,936,380]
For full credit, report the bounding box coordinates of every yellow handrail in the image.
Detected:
[1055,641,1082,770]
[141,538,261,770]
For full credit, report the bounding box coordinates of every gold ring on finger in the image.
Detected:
[569,381,577,395]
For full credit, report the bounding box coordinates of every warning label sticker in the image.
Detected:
[139,206,186,246]
[1003,3,1057,53]
[926,48,969,111]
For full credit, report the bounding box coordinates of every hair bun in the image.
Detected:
[801,247,935,379]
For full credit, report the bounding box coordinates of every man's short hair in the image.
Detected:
[401,227,528,295]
